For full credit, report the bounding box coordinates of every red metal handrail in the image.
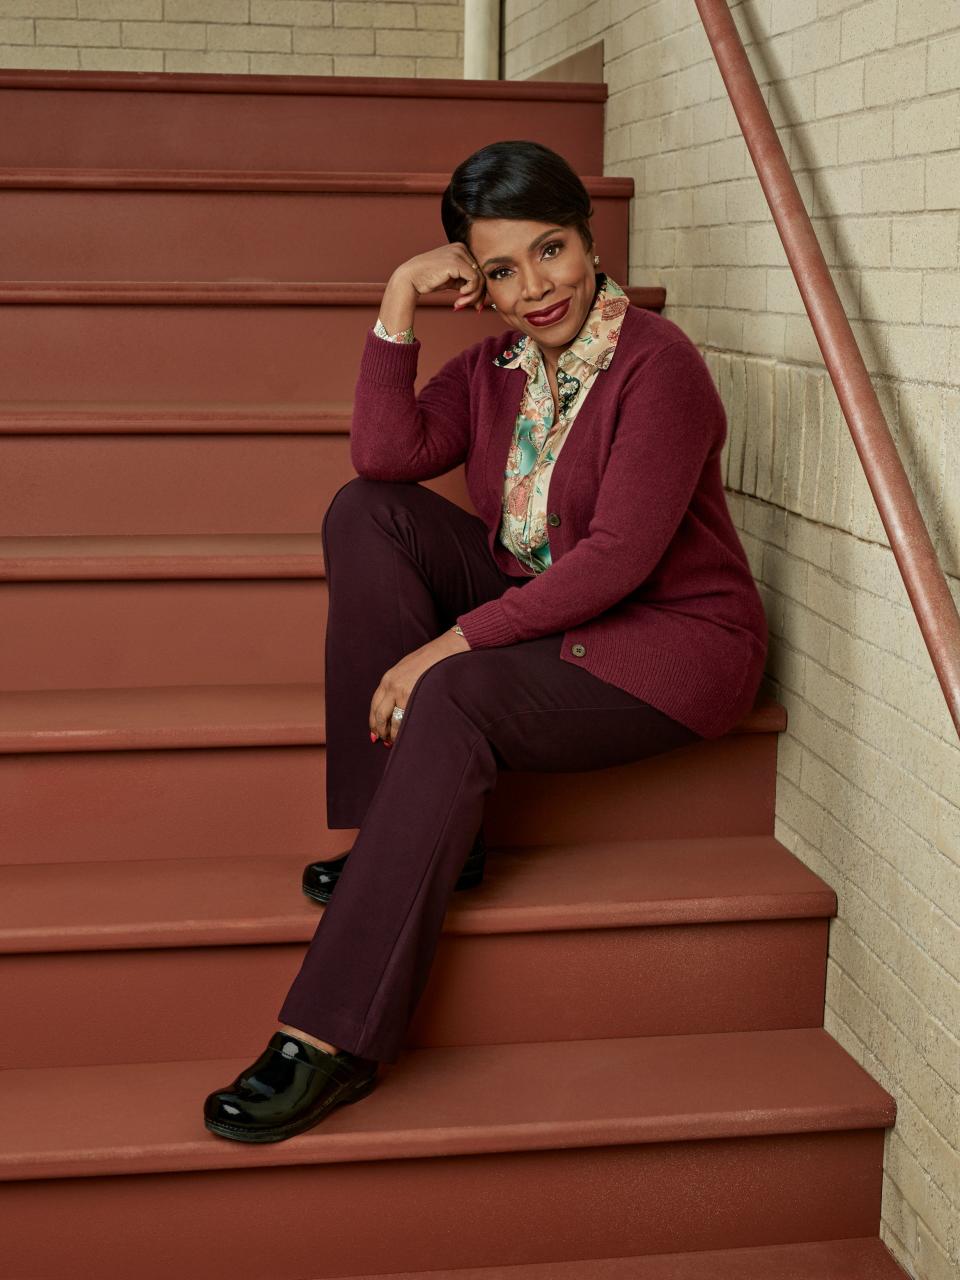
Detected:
[695,0,960,739]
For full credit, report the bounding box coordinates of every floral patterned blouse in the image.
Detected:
[372,270,629,575]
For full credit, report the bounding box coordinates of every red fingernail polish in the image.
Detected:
[370,731,377,742]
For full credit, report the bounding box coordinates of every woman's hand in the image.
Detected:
[390,242,489,314]
[370,629,471,746]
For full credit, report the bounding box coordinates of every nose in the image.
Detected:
[519,266,550,301]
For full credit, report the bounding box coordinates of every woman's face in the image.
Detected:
[466,218,597,365]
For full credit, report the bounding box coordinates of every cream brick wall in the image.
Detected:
[506,3,960,1278]
[0,0,464,77]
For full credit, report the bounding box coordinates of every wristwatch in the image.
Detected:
[451,624,465,637]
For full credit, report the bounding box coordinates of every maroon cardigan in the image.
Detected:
[350,302,768,740]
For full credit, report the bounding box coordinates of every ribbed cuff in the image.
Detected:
[358,326,421,386]
[455,599,518,649]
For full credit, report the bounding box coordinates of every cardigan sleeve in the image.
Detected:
[349,327,472,482]
[455,340,725,648]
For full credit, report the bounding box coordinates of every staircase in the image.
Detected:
[0,68,909,1279]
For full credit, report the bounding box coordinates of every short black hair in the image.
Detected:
[441,140,595,255]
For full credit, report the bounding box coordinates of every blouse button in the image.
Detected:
[571,643,586,657]
[547,512,561,526]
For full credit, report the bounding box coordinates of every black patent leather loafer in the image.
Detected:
[203,1032,379,1144]
[303,828,487,905]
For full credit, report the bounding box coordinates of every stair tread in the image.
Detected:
[0,166,635,195]
[0,1028,897,1182]
[0,683,786,753]
[0,398,355,432]
[320,1237,910,1280]
[0,835,836,953]
[0,681,325,751]
[0,532,326,579]
[0,67,608,102]
[0,280,666,310]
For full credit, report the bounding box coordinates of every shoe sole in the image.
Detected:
[204,1074,379,1144]
[302,857,486,905]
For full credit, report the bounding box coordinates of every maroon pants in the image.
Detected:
[276,477,702,1062]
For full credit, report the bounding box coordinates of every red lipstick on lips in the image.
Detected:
[525,297,571,326]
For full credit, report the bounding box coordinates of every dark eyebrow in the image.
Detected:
[480,228,566,270]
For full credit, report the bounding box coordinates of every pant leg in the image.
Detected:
[320,476,524,829]
[279,480,702,1061]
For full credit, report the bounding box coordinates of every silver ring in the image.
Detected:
[391,707,404,720]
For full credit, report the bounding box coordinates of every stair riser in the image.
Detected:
[0,189,630,284]
[0,85,604,173]
[3,581,331,689]
[0,921,829,1069]
[1,737,783,865]
[0,1131,886,1279]
[0,435,471,536]
[1,736,779,864]
[304,1240,914,1280]
[0,304,512,402]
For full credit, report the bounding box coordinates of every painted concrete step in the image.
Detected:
[0,834,834,1067]
[0,532,328,579]
[0,682,785,754]
[0,400,355,434]
[0,417,360,535]
[13,517,759,683]
[1,282,665,307]
[3,575,331,689]
[318,1237,911,1280]
[4,574,329,689]
[0,425,464,537]
[0,283,663,403]
[0,684,785,863]
[0,1030,896,1278]
[0,170,632,284]
[0,70,608,173]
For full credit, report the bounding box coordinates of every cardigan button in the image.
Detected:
[547,512,561,526]
[571,643,586,657]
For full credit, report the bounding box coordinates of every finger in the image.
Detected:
[384,703,402,746]
[456,243,481,272]
[388,688,410,744]
[455,293,489,313]
[369,684,383,735]
[456,250,484,288]
[370,689,391,742]
[453,274,486,310]
[458,267,482,294]
[376,690,406,745]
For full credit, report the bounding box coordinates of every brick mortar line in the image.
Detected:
[757,581,933,671]
[878,1122,957,1241]
[778,786,960,971]
[820,901,960,1118]
[700,348,959,397]
[778,707,956,852]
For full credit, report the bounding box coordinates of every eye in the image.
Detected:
[488,240,564,282]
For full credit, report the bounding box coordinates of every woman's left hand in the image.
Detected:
[370,630,471,746]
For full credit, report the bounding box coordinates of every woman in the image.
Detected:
[203,140,768,1144]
